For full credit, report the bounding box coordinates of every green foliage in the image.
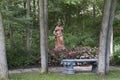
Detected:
[64,0,83,5]
[0,0,32,29]
[5,26,40,69]
[64,32,98,49]
[48,35,55,49]
[111,44,120,65]
[0,0,119,68]
[7,48,39,69]
[64,33,80,49]
[48,31,98,50]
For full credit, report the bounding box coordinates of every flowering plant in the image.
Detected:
[48,46,99,66]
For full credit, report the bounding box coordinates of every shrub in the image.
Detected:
[110,44,120,65]
[48,46,98,66]
[7,48,39,69]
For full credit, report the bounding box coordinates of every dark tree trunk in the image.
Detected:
[9,25,14,49]
[32,0,36,27]
[93,2,96,27]
[44,0,48,71]
[26,0,32,52]
[7,0,14,49]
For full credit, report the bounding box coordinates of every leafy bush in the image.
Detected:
[48,31,98,50]
[7,48,39,69]
[110,44,120,65]
[48,46,98,66]
[48,35,55,49]
[64,32,98,49]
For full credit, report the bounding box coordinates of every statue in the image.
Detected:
[53,21,65,50]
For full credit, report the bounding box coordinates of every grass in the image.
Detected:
[9,70,120,80]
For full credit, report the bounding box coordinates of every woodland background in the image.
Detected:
[0,0,120,69]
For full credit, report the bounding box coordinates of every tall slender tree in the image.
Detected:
[106,0,117,73]
[6,0,14,49]
[44,0,48,71]
[92,1,96,27]
[9,25,14,49]
[98,0,112,75]
[26,0,32,52]
[0,12,8,80]
[32,0,36,27]
[39,0,48,73]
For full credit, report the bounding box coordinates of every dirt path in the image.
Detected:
[9,66,120,74]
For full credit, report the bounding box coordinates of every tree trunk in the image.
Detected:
[110,30,113,56]
[26,0,32,52]
[44,0,48,72]
[98,0,117,75]
[93,2,96,27]
[32,0,36,27]
[98,0,112,75]
[106,0,117,73]
[9,25,14,49]
[39,0,48,73]
[7,0,14,49]
[0,13,8,80]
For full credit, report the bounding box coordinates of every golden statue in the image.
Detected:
[53,21,65,50]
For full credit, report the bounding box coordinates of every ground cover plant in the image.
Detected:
[9,70,120,80]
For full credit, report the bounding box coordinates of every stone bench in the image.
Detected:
[61,59,98,74]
